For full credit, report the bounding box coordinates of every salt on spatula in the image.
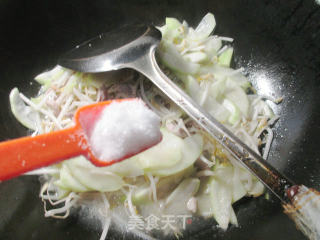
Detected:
[0,98,161,181]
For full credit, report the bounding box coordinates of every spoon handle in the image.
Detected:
[129,46,295,203]
[0,126,86,181]
[132,49,320,239]
[284,185,320,240]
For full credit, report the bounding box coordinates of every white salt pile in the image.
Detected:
[89,99,161,162]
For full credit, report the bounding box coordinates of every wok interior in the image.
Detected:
[0,0,319,239]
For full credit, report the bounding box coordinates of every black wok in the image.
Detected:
[0,0,319,239]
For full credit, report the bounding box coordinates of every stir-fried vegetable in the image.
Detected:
[9,13,280,239]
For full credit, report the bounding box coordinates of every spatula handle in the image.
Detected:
[0,126,86,181]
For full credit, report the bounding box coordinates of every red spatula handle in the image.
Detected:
[0,126,86,181]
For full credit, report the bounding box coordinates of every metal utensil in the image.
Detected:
[59,24,320,239]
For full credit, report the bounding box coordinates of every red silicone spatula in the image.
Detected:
[0,98,161,181]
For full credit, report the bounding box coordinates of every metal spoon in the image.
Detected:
[59,24,320,239]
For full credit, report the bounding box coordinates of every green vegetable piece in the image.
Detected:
[209,177,233,230]
[159,17,183,42]
[65,156,124,192]
[159,41,200,74]
[214,164,247,203]
[226,77,251,92]
[210,78,226,100]
[248,179,264,197]
[197,163,247,227]
[184,75,201,102]
[81,73,104,89]
[62,75,77,94]
[166,17,181,30]
[184,51,208,63]
[222,99,241,125]
[218,48,233,67]
[225,86,249,118]
[164,178,200,214]
[30,96,42,105]
[106,156,144,177]
[149,134,203,176]
[196,179,214,217]
[55,164,90,192]
[138,128,183,171]
[204,37,222,57]
[34,65,64,88]
[156,166,195,199]
[9,88,40,130]
[188,13,216,41]
[132,187,152,205]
